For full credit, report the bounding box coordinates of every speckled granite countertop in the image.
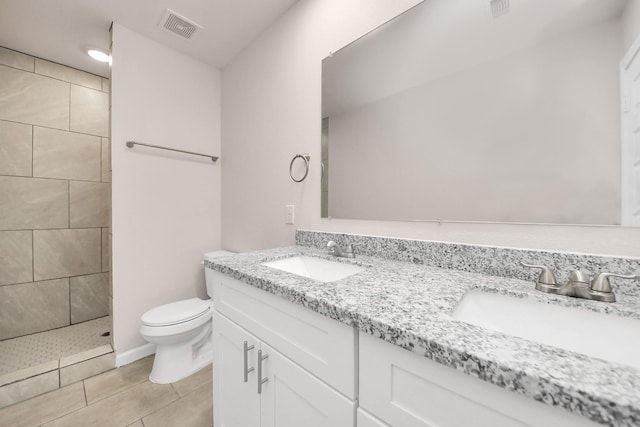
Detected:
[205,246,640,427]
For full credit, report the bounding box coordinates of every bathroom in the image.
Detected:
[1,0,640,426]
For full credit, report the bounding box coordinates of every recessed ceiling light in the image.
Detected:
[88,49,110,63]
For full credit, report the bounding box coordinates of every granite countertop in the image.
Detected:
[205,246,640,427]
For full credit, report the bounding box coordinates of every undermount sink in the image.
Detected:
[261,256,365,283]
[451,289,640,370]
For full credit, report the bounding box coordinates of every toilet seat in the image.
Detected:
[141,298,211,327]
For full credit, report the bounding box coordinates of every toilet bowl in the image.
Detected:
[141,298,212,383]
[140,250,233,384]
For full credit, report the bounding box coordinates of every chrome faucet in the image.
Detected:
[556,270,593,300]
[520,262,637,303]
[327,241,355,258]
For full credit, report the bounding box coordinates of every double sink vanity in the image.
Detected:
[206,230,640,427]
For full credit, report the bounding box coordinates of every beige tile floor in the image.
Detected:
[0,356,213,427]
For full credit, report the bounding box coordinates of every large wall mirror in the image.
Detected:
[321,0,640,226]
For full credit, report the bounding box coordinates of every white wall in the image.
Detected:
[222,0,424,251]
[111,24,221,355]
[221,0,640,258]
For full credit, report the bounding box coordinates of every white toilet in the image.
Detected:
[140,250,233,384]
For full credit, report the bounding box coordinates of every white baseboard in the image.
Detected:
[115,343,156,367]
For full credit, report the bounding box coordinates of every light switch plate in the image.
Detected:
[285,205,295,224]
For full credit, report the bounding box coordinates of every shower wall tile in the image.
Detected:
[70,273,110,324]
[0,48,111,342]
[0,279,70,340]
[0,231,32,285]
[101,137,110,182]
[102,228,110,272]
[33,229,102,281]
[69,181,109,228]
[0,65,70,130]
[69,85,109,137]
[0,120,32,176]
[35,58,102,90]
[0,46,34,72]
[33,127,101,181]
[0,176,68,230]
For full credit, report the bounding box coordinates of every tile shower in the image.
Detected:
[0,46,112,405]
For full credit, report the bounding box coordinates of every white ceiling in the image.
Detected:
[0,0,299,77]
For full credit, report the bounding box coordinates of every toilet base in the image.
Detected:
[148,324,213,384]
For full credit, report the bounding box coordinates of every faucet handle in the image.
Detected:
[521,262,558,293]
[520,262,557,285]
[591,272,638,293]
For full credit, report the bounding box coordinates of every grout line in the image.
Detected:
[31,124,35,284]
[68,274,72,326]
[0,117,104,138]
[30,125,34,177]
[0,174,103,184]
[68,84,71,131]
[0,265,106,288]
[68,179,71,229]
[82,379,88,406]
[67,175,71,331]
[100,227,104,273]
[31,229,35,283]
[100,137,103,183]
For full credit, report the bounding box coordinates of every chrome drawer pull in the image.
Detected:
[258,349,269,394]
[243,341,255,383]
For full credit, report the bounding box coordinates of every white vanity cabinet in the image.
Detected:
[358,332,600,427]
[211,268,603,427]
[211,271,357,427]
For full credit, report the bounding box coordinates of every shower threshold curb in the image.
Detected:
[0,344,114,408]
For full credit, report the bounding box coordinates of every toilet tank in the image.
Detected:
[203,250,235,298]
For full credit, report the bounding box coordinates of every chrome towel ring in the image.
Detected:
[290,154,310,182]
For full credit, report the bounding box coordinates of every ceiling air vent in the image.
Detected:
[159,9,203,40]
[488,0,510,18]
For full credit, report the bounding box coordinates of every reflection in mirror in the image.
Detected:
[322,0,640,226]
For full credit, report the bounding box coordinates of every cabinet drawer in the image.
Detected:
[211,270,356,399]
[359,332,599,427]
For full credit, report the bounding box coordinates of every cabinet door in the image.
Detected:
[359,332,600,427]
[213,312,261,427]
[212,271,357,399]
[357,408,390,427]
[260,342,355,427]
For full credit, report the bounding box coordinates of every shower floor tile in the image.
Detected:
[0,317,111,377]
